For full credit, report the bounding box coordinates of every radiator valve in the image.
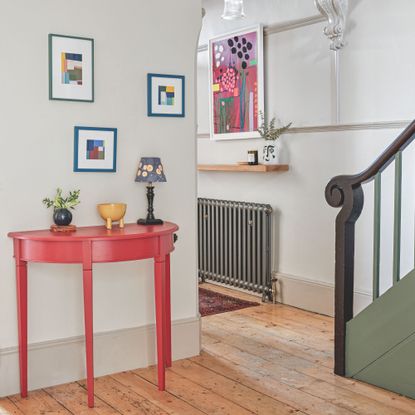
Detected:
[271,276,278,304]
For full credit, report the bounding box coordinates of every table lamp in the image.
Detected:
[135,157,166,225]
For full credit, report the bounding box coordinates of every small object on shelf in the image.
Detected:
[257,111,292,165]
[135,157,166,225]
[50,224,77,233]
[247,150,258,165]
[97,203,127,230]
[43,188,80,226]
[263,143,278,164]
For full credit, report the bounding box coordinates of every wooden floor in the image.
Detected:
[2,283,415,415]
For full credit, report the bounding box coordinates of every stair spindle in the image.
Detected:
[393,151,402,285]
[373,173,381,300]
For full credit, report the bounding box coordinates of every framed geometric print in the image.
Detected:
[74,127,117,172]
[49,34,94,102]
[147,73,185,117]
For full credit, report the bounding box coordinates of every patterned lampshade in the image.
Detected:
[135,157,166,183]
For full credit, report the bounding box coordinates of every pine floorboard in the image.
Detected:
[1,282,415,414]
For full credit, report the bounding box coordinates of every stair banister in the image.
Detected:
[325,120,415,376]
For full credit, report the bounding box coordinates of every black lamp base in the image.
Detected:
[137,184,164,226]
[137,218,164,226]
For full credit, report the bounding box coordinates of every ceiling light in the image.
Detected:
[221,0,246,20]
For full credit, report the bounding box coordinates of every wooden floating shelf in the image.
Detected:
[197,164,289,173]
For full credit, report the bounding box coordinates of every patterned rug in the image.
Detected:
[199,287,260,317]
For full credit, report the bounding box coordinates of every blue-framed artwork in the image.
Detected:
[74,127,117,172]
[147,73,185,117]
[49,34,94,102]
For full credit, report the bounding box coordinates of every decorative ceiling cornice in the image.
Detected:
[315,0,348,50]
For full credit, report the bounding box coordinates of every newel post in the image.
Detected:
[325,177,364,375]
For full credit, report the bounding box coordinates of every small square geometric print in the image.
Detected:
[86,139,105,160]
[158,85,175,106]
[61,52,83,85]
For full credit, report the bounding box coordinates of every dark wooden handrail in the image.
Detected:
[325,120,415,376]
[327,120,415,196]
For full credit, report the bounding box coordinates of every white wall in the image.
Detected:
[0,0,201,396]
[341,0,415,123]
[198,0,415,313]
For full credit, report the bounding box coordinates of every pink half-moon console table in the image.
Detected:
[8,222,179,408]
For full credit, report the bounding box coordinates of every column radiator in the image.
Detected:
[198,197,273,301]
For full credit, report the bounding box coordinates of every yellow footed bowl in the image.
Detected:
[97,203,127,230]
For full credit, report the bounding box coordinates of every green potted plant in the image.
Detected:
[43,188,80,226]
[257,111,292,164]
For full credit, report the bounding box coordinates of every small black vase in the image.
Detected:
[53,208,72,226]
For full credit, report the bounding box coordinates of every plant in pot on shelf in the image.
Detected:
[43,188,80,227]
[257,111,292,165]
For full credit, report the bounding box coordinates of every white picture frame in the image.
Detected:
[208,25,264,141]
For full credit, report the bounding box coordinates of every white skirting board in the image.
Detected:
[274,272,372,317]
[0,316,200,398]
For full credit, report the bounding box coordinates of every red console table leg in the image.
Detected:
[154,256,166,391]
[82,242,94,408]
[15,256,28,398]
[164,254,172,368]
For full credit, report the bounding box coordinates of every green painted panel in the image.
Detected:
[353,331,415,399]
[346,268,415,377]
